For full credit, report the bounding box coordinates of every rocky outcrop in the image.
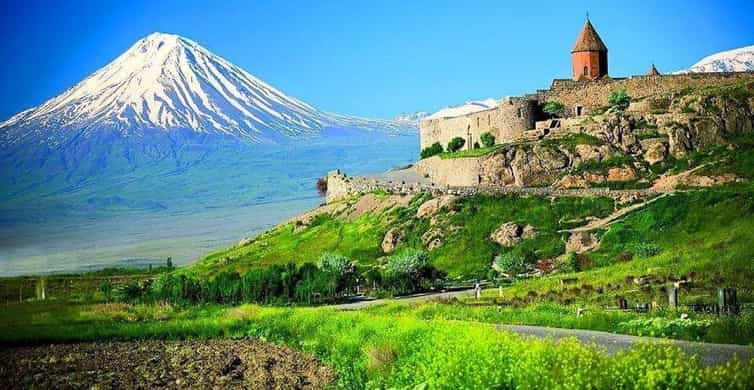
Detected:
[490,222,537,246]
[607,167,637,182]
[421,228,445,250]
[572,144,613,164]
[381,228,402,254]
[555,172,606,189]
[510,145,570,187]
[652,172,738,192]
[417,195,457,219]
[640,138,667,164]
[566,231,599,253]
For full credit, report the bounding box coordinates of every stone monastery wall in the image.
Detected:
[539,71,754,117]
[419,97,536,150]
[326,170,656,204]
[419,72,754,152]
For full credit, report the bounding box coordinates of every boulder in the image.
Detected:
[566,232,599,253]
[522,224,538,240]
[490,222,537,246]
[381,228,402,254]
[607,167,637,182]
[237,237,254,247]
[416,195,457,219]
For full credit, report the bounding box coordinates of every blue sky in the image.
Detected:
[1,0,753,120]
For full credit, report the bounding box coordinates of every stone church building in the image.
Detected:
[419,18,673,152]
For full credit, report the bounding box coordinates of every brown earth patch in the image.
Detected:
[0,339,334,389]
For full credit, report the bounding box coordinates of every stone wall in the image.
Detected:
[414,156,481,186]
[540,71,754,117]
[325,170,657,204]
[419,97,537,151]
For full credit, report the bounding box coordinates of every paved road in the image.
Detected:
[335,289,473,310]
[335,290,753,365]
[498,324,754,366]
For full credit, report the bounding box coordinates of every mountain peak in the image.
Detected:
[1,33,414,147]
[685,44,754,73]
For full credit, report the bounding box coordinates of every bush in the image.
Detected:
[316,177,327,196]
[564,252,580,273]
[447,137,465,153]
[608,89,631,110]
[99,281,113,301]
[493,251,530,277]
[543,100,565,117]
[631,243,662,258]
[480,132,495,148]
[473,142,480,149]
[420,142,443,159]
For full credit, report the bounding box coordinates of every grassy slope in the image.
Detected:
[187,194,617,279]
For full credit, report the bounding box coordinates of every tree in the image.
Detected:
[420,142,443,159]
[383,250,444,294]
[608,89,631,110]
[316,177,328,196]
[543,100,565,117]
[480,132,495,148]
[317,253,357,296]
[447,137,466,153]
[166,256,173,269]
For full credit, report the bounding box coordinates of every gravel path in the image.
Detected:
[498,324,754,366]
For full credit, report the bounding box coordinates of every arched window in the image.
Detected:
[583,66,589,76]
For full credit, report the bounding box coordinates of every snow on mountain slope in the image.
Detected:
[684,45,754,73]
[427,98,499,120]
[0,32,413,147]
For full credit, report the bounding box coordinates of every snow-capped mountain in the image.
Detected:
[684,45,754,73]
[393,112,429,126]
[427,98,499,120]
[0,32,413,147]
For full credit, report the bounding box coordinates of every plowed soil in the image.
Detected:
[0,339,334,389]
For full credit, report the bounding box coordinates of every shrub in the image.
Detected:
[473,141,480,149]
[420,142,443,159]
[480,132,495,148]
[493,252,530,277]
[99,281,113,301]
[543,100,565,117]
[316,177,327,196]
[564,252,580,273]
[631,243,662,258]
[447,137,466,153]
[608,89,631,110]
[121,282,145,301]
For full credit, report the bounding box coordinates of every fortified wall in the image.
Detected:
[419,97,537,150]
[539,71,754,117]
[419,72,754,152]
[325,169,656,204]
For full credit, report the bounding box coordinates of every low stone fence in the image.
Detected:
[326,170,657,203]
